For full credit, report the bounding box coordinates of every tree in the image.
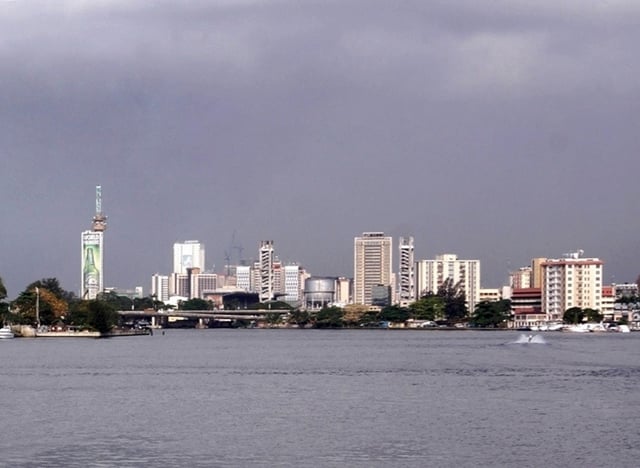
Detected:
[357,310,381,327]
[287,310,311,328]
[471,300,511,328]
[379,305,409,323]
[66,300,91,328]
[0,276,10,325]
[86,300,119,334]
[99,291,134,310]
[11,279,72,325]
[584,308,603,323]
[409,293,444,321]
[0,276,6,302]
[313,306,344,328]
[264,312,283,327]
[437,278,468,323]
[563,307,584,324]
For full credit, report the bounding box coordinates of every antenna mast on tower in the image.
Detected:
[92,185,107,232]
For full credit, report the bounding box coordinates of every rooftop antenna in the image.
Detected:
[563,249,583,259]
[92,185,107,232]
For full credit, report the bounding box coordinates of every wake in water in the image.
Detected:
[511,334,547,345]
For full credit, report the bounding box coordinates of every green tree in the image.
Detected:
[11,279,73,325]
[471,300,512,328]
[264,312,283,327]
[0,276,9,325]
[99,291,134,310]
[563,307,584,324]
[288,310,311,328]
[615,295,640,304]
[86,300,119,334]
[314,306,344,328]
[584,308,603,323]
[379,305,410,323]
[66,300,91,328]
[437,278,468,323]
[358,310,380,327]
[0,276,6,302]
[409,293,445,321]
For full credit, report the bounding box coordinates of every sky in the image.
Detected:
[2,0,640,299]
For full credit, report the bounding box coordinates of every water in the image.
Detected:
[2,330,639,467]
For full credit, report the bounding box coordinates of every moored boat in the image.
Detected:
[0,325,15,339]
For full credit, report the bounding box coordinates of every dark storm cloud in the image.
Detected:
[2,0,640,297]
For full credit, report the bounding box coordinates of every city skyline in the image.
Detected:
[2,2,640,297]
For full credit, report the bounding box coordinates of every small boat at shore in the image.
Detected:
[0,326,15,339]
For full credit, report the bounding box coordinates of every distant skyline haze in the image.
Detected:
[2,1,639,298]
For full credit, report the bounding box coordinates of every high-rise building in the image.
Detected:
[272,259,283,298]
[81,186,107,300]
[259,240,274,302]
[169,273,190,298]
[173,240,205,274]
[415,254,481,312]
[283,264,303,303]
[541,251,603,321]
[398,236,415,305]
[236,265,252,291]
[531,258,547,289]
[81,231,104,299]
[151,274,169,302]
[510,266,532,289]
[353,232,393,305]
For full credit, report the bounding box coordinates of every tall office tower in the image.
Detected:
[151,274,169,302]
[283,264,303,303]
[398,236,415,305]
[541,251,603,321]
[272,259,283,297]
[173,240,205,274]
[530,258,547,289]
[353,232,393,305]
[415,254,481,313]
[191,271,217,299]
[169,273,190,298]
[236,265,252,291]
[259,240,274,302]
[81,186,107,300]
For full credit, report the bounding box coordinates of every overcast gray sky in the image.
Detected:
[2,0,640,298]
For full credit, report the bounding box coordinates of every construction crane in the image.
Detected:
[223,230,245,276]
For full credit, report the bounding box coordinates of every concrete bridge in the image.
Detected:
[117,309,290,328]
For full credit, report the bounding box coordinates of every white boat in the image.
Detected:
[0,326,15,339]
[563,323,592,333]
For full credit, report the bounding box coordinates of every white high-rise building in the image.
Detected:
[236,265,252,291]
[259,240,274,302]
[353,232,393,305]
[398,236,415,305]
[283,264,303,303]
[541,251,603,321]
[173,240,205,274]
[415,254,481,312]
[151,274,169,302]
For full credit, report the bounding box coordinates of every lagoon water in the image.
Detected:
[2,329,640,467]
